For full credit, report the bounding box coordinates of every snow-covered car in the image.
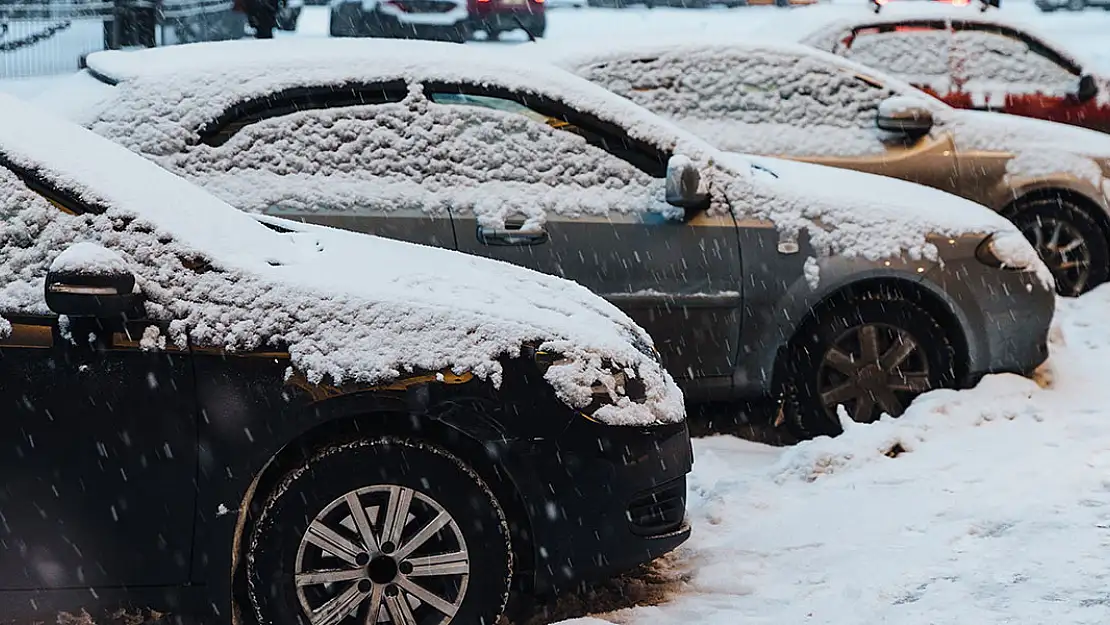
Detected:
[467,0,545,40]
[551,38,1110,296]
[802,13,1110,134]
[0,94,692,624]
[329,0,470,42]
[42,39,1054,437]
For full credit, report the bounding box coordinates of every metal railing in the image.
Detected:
[1,0,243,78]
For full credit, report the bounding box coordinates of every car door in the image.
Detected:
[415,85,744,393]
[949,22,1086,125]
[180,82,458,248]
[0,172,198,591]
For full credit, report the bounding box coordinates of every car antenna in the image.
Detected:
[513,14,537,43]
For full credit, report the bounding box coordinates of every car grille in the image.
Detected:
[389,0,457,12]
[626,477,686,537]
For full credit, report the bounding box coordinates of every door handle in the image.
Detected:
[476,224,549,246]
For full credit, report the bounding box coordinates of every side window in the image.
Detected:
[842,26,953,92]
[580,51,894,127]
[951,27,1078,95]
[173,86,666,218]
[423,88,663,187]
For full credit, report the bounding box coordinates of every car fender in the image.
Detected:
[746,254,944,394]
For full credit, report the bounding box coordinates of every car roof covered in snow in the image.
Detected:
[798,8,1090,71]
[64,38,723,160]
[0,93,683,426]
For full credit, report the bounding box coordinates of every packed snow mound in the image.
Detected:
[49,241,132,276]
[567,283,1110,624]
[0,94,684,427]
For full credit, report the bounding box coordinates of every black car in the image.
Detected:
[0,95,691,624]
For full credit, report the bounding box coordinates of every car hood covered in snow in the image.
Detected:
[0,94,683,427]
[727,154,1046,279]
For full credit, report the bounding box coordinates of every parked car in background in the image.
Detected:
[467,0,545,39]
[1034,0,1110,11]
[0,93,691,624]
[551,38,1110,297]
[329,0,471,41]
[802,13,1110,133]
[41,39,1054,437]
[277,0,305,30]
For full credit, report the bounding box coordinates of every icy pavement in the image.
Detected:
[557,286,1110,625]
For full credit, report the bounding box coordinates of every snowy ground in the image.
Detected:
[549,286,1110,625]
[6,2,1110,624]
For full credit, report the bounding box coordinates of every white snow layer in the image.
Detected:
[0,94,684,427]
[563,284,1110,624]
[50,38,1040,274]
[48,241,133,275]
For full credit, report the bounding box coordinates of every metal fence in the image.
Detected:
[1,0,244,78]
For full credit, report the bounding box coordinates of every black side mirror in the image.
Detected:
[1076,75,1098,103]
[876,97,934,137]
[45,243,140,319]
[665,155,710,214]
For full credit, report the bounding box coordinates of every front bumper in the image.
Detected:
[505,417,693,595]
[924,259,1054,386]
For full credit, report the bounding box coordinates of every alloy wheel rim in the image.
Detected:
[295,485,470,625]
[1020,216,1090,296]
[816,322,932,425]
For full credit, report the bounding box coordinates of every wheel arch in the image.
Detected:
[770,276,971,398]
[1003,187,1110,257]
[228,394,536,625]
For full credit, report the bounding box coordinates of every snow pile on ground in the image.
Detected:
[0,94,684,426]
[562,286,1110,624]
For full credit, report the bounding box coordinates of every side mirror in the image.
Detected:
[45,242,140,318]
[1076,74,1098,103]
[876,97,934,137]
[665,155,710,213]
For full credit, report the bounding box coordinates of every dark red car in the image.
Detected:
[804,15,1110,134]
[468,0,545,40]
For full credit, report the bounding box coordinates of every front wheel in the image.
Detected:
[782,293,955,440]
[247,437,513,625]
[1009,198,1109,297]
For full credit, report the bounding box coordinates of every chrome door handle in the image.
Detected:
[476,224,549,246]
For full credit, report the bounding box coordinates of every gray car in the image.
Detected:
[40,38,1055,437]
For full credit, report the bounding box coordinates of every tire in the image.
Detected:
[1008,198,1109,297]
[1067,0,1084,9]
[782,292,955,440]
[247,437,513,625]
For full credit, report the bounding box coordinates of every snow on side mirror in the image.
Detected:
[1076,75,1098,103]
[45,242,141,319]
[665,155,710,215]
[876,96,934,137]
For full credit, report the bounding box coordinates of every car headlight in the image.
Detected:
[528,346,649,420]
[975,231,1037,270]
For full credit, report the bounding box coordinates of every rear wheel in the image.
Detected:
[247,437,513,625]
[782,293,955,440]
[1009,198,1109,297]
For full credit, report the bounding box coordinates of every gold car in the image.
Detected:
[553,39,1110,296]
